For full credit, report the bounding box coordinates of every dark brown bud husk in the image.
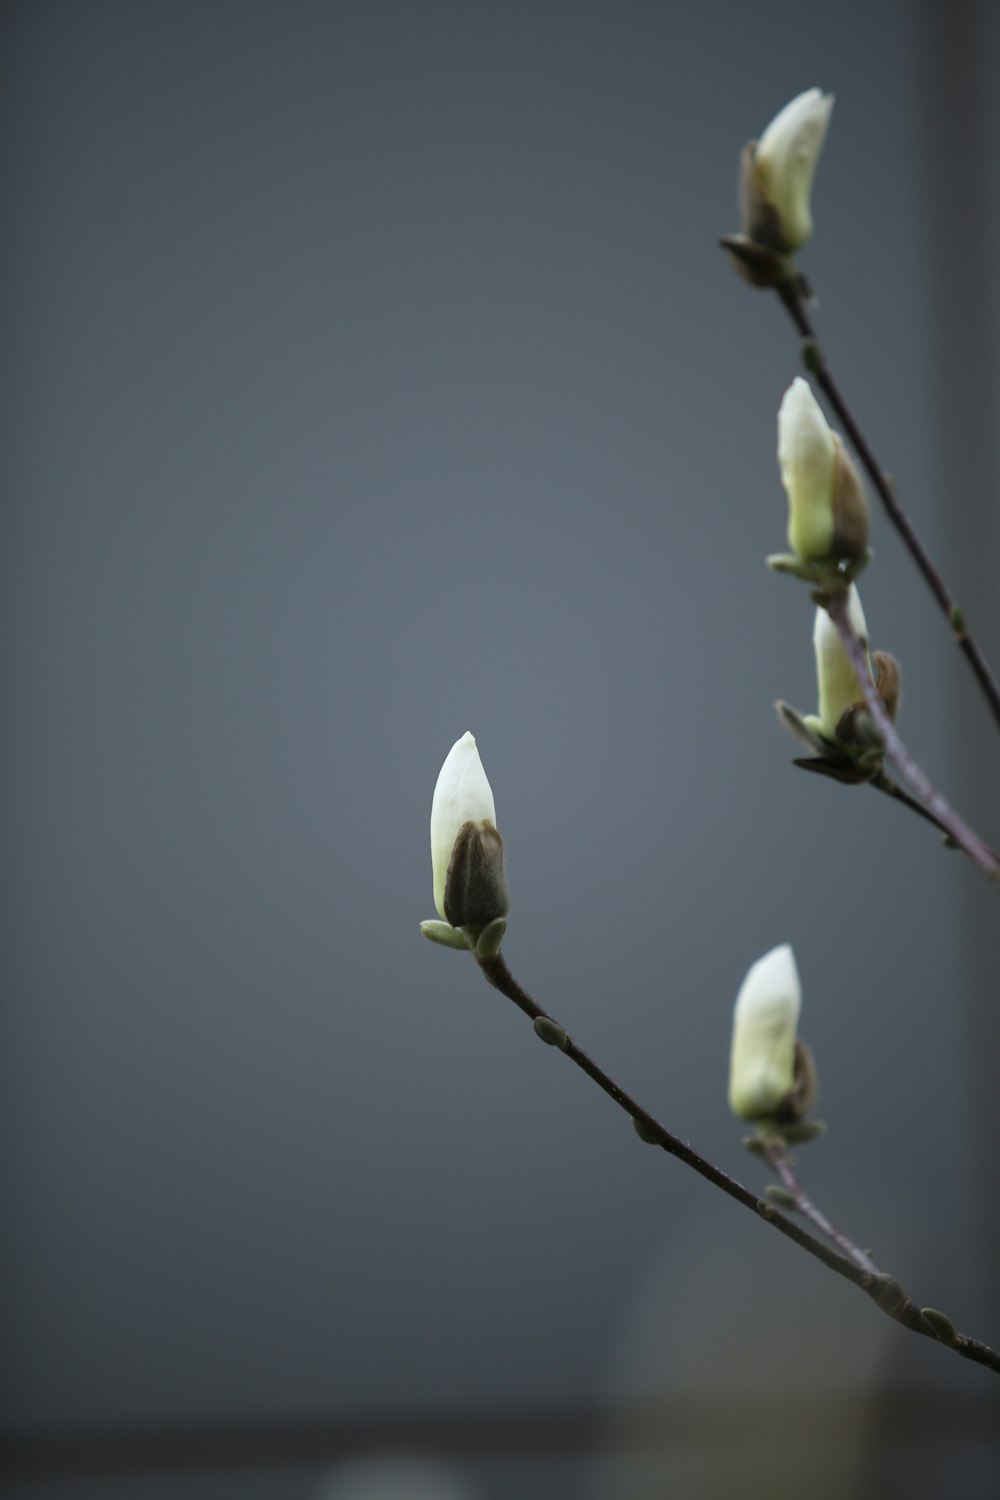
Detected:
[830,437,871,564]
[739,140,789,253]
[793,754,874,786]
[719,233,794,289]
[874,650,902,723]
[775,1038,818,1124]
[833,703,882,754]
[777,701,871,781]
[443,821,509,930]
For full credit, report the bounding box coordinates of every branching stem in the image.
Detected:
[475,951,1000,1373]
[762,1140,877,1276]
[824,590,1000,882]
[775,281,1000,736]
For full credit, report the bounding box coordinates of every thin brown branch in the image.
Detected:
[868,770,962,844]
[475,951,1000,1374]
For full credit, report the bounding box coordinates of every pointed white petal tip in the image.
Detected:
[430,732,498,921]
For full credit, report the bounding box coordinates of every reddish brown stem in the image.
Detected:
[824,590,1000,883]
[763,1140,877,1276]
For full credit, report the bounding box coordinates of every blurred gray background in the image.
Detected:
[2,1,999,1496]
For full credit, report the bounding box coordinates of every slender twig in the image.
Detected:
[475,951,1000,1373]
[775,280,1000,736]
[762,1140,878,1276]
[868,770,964,844]
[824,590,1000,882]
[870,770,1000,862]
[792,753,984,849]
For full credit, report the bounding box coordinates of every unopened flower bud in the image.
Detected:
[804,585,875,742]
[742,89,833,253]
[728,944,802,1123]
[430,731,508,934]
[778,378,870,570]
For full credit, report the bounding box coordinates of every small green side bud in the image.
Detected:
[533,1016,569,1050]
[420,920,472,950]
[763,1184,798,1210]
[631,1116,660,1145]
[742,1135,768,1158]
[473,917,507,959]
[801,338,824,375]
[779,1119,826,1146]
[921,1307,959,1346]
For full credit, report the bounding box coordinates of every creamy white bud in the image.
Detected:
[430,731,505,926]
[807,585,874,740]
[728,944,802,1122]
[754,88,833,251]
[778,377,837,560]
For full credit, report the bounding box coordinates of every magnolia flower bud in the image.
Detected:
[777,378,870,570]
[742,88,833,253]
[430,731,508,932]
[728,944,802,1123]
[804,585,874,741]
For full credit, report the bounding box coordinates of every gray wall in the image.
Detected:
[3,2,998,1496]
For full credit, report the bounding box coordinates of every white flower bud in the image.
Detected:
[778,378,836,559]
[728,944,801,1122]
[430,731,508,930]
[805,585,874,741]
[752,88,833,252]
[777,378,870,568]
